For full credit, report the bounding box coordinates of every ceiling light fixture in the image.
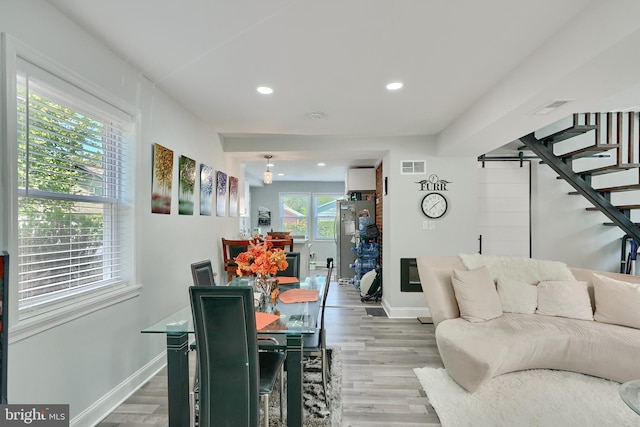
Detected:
[317,162,326,167]
[263,155,273,184]
[533,99,573,115]
[386,82,404,91]
[257,86,273,95]
[307,111,326,119]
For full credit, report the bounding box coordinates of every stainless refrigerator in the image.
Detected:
[335,199,375,280]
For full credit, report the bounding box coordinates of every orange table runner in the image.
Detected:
[277,276,299,285]
[278,289,319,304]
[255,312,280,330]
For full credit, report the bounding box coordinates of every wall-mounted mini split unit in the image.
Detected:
[346,168,375,192]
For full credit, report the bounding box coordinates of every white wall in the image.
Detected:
[0,2,242,424]
[531,161,627,272]
[381,138,479,317]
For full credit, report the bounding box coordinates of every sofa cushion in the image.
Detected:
[451,266,502,322]
[536,280,593,321]
[497,277,538,314]
[459,253,575,284]
[593,273,640,329]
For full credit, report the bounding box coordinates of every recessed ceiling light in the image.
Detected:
[277,173,285,177]
[386,82,404,91]
[307,111,326,119]
[317,162,326,167]
[257,86,273,95]
[532,99,573,115]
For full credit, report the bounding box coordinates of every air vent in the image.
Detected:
[401,160,426,175]
[533,99,574,115]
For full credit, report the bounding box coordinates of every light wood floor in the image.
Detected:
[98,268,443,426]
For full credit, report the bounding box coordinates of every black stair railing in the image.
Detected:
[520,114,640,243]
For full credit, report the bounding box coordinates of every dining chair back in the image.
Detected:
[302,261,333,400]
[266,238,294,252]
[276,252,301,278]
[221,238,252,282]
[190,286,285,427]
[189,260,217,409]
[190,260,217,286]
[319,261,333,339]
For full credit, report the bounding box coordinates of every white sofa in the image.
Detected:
[416,255,640,392]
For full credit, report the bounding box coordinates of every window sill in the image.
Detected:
[9,283,142,344]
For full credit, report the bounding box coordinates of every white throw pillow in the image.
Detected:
[451,266,503,323]
[458,254,575,285]
[536,280,593,321]
[497,278,538,314]
[592,273,640,329]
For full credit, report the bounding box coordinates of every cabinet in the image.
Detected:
[346,168,375,192]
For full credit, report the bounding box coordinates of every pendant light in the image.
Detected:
[263,155,273,184]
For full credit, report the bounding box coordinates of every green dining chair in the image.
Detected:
[276,252,301,278]
[189,260,217,411]
[190,260,217,287]
[190,286,286,427]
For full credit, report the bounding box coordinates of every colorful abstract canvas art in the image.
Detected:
[178,155,196,215]
[200,164,213,216]
[216,171,227,217]
[151,143,173,214]
[229,176,239,217]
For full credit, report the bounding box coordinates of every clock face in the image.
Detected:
[421,192,448,219]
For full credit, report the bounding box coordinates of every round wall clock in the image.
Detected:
[421,192,448,219]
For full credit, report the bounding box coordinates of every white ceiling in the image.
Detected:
[46,0,640,182]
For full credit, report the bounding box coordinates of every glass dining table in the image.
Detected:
[141,275,325,427]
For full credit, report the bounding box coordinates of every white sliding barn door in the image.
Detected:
[477,161,530,257]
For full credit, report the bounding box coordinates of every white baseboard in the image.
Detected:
[382,299,431,319]
[71,352,166,427]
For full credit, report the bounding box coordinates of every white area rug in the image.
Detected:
[413,367,638,427]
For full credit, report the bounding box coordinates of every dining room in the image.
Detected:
[99,266,440,426]
[5,2,640,426]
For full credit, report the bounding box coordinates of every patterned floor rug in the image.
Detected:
[265,347,342,427]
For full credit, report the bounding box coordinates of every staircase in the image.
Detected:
[520,112,640,245]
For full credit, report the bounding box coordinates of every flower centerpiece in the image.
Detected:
[235,240,288,300]
[235,240,288,276]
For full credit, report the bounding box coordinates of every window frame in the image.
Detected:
[313,193,341,240]
[1,35,139,342]
[279,192,310,239]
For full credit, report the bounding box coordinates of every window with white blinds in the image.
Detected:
[16,59,131,311]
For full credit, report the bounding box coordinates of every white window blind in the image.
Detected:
[16,60,131,311]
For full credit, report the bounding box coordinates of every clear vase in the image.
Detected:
[255,272,270,295]
[255,273,279,307]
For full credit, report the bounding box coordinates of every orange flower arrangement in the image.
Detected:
[235,240,289,276]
